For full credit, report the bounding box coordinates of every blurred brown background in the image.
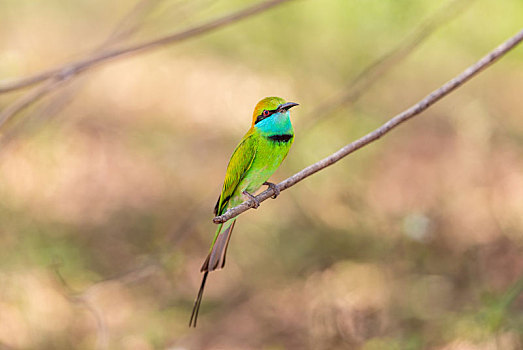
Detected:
[0,0,522,349]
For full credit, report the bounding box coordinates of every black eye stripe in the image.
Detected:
[255,109,277,124]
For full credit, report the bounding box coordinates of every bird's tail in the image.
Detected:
[189,219,236,327]
[201,219,236,272]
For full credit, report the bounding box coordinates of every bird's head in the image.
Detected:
[251,97,299,127]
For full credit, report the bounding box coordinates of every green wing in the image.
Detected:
[214,130,257,216]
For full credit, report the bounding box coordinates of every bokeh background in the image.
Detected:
[0,0,522,349]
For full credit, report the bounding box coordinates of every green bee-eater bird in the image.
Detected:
[189,96,298,327]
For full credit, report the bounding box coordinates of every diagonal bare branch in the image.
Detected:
[213,28,523,224]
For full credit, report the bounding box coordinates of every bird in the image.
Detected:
[189,96,299,327]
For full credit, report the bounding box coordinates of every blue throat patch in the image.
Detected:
[254,111,293,136]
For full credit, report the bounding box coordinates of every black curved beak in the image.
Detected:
[278,102,299,111]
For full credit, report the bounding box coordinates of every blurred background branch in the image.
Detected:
[0,0,294,134]
[0,0,293,94]
[53,263,109,350]
[301,0,476,132]
[0,0,162,145]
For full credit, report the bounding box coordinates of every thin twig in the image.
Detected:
[0,0,293,95]
[213,28,523,224]
[0,77,70,128]
[52,259,163,350]
[0,78,80,148]
[52,264,109,350]
[101,0,160,45]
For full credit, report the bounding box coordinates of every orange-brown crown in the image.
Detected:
[251,97,287,126]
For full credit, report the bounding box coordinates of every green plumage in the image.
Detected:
[189,97,298,327]
[216,127,294,216]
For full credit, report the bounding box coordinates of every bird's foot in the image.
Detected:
[263,181,280,199]
[242,191,260,209]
